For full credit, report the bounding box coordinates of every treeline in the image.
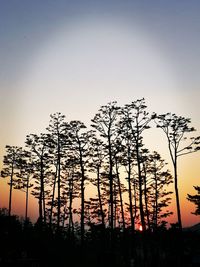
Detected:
[1,207,199,267]
[1,98,200,244]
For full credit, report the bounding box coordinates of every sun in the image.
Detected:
[139,225,143,232]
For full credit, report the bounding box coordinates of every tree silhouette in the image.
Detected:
[187,186,200,215]
[146,151,173,229]
[0,100,200,267]
[156,113,200,230]
[140,148,151,229]
[91,102,120,234]
[25,134,51,224]
[114,154,126,230]
[46,112,67,229]
[120,98,153,231]
[88,137,106,226]
[14,150,33,221]
[1,146,23,216]
[61,156,80,236]
[118,120,136,230]
[67,120,92,246]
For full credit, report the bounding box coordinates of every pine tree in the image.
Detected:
[146,151,173,230]
[91,101,120,233]
[14,150,34,221]
[1,146,23,216]
[120,99,153,231]
[25,134,51,224]
[67,120,92,247]
[187,186,200,215]
[156,113,200,230]
[46,112,67,229]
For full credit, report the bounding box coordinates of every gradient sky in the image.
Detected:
[0,0,200,226]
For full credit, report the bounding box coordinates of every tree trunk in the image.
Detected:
[136,146,146,231]
[39,159,45,223]
[69,190,74,234]
[57,146,61,229]
[108,135,113,231]
[25,175,29,221]
[116,160,125,230]
[97,167,105,226]
[49,166,57,227]
[68,174,74,235]
[62,201,67,228]
[174,158,182,230]
[114,182,117,228]
[136,141,146,231]
[79,151,85,247]
[127,148,134,230]
[133,177,137,220]
[8,162,14,217]
[143,163,150,230]
[154,169,158,229]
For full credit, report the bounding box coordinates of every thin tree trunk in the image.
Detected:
[38,164,43,223]
[25,175,29,221]
[97,167,105,226]
[115,160,125,230]
[8,162,14,217]
[174,158,182,230]
[108,135,114,231]
[114,182,117,228]
[154,168,158,229]
[40,159,46,224]
[133,177,137,220]
[49,166,57,227]
[136,141,146,231]
[57,146,61,229]
[79,147,85,247]
[127,148,134,230]
[68,175,74,235]
[80,164,85,246]
[143,163,150,230]
[69,191,74,234]
[62,200,67,228]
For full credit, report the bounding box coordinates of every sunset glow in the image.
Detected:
[139,225,143,232]
[1,3,200,266]
[0,0,200,228]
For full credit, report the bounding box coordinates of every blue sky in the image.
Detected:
[0,0,200,145]
[1,0,200,89]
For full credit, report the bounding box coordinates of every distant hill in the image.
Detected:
[183,222,200,233]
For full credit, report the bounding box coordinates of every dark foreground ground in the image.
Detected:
[0,214,199,267]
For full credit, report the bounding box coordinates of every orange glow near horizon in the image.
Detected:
[0,161,199,227]
[139,225,143,231]
[0,146,199,226]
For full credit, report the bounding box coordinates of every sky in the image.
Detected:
[0,0,200,226]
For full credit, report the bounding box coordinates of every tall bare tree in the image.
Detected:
[146,151,173,230]
[46,112,67,229]
[156,113,200,230]
[25,134,51,224]
[88,137,106,226]
[91,102,120,233]
[67,120,92,246]
[120,98,153,231]
[14,150,33,221]
[1,146,22,216]
[118,124,136,230]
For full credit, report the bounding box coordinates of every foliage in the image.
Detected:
[187,186,200,215]
[0,99,199,240]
